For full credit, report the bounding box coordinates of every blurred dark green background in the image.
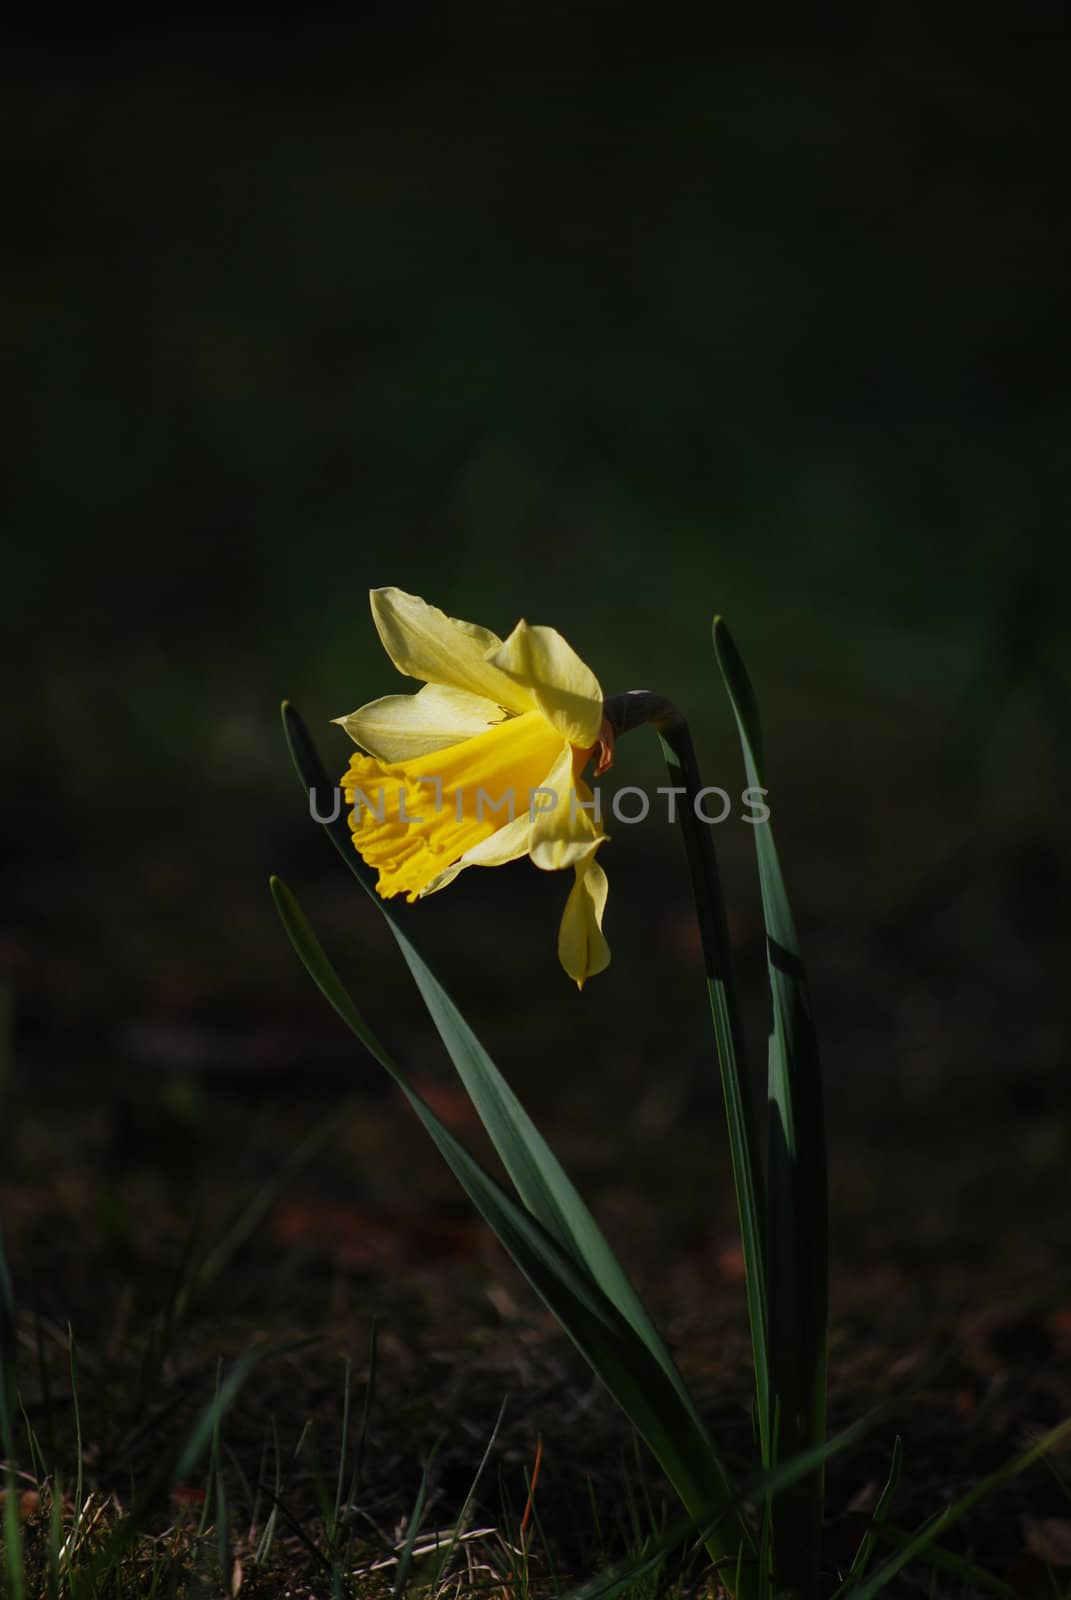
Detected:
[6,12,1069,1093]
[3,30,1070,1580]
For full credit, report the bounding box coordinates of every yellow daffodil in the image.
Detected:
[334,588,611,986]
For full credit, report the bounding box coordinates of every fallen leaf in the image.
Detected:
[271,1200,480,1268]
[0,1488,41,1520]
[714,1240,746,1283]
[410,1074,479,1131]
[271,1201,400,1269]
[171,1485,207,1509]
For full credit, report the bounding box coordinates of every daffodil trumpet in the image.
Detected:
[334,588,616,987]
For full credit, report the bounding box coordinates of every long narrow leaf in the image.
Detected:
[270,875,752,1581]
[657,719,770,1467]
[848,1434,902,1579]
[282,701,708,1431]
[714,617,829,1594]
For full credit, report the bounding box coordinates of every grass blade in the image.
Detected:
[844,1418,1071,1600]
[345,1317,378,1524]
[67,1326,84,1565]
[714,616,829,1594]
[253,1417,282,1567]
[393,1439,439,1597]
[211,1385,231,1596]
[173,1348,267,1487]
[1,1382,25,1600]
[0,1231,14,1366]
[848,1434,902,1578]
[330,1355,351,1545]
[429,1395,506,1586]
[0,1232,24,1600]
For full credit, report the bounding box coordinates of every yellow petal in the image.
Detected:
[418,813,531,897]
[528,744,605,872]
[341,708,563,901]
[333,683,507,763]
[489,619,603,747]
[558,856,611,988]
[447,615,502,652]
[370,588,534,714]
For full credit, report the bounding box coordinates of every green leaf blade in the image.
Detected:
[656,721,771,1472]
[713,617,830,1597]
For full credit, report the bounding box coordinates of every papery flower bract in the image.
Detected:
[334,588,611,986]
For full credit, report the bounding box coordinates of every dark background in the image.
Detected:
[3,17,1070,1555]
[7,12,1069,1065]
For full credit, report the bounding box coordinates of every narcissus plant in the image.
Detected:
[275,603,1066,1600]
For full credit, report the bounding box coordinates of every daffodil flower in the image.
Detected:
[334,589,612,987]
